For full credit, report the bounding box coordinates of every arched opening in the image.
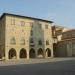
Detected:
[38,48,43,58]
[46,48,51,57]
[9,48,16,59]
[20,48,27,58]
[29,48,35,58]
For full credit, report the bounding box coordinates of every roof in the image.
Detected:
[0,13,53,23]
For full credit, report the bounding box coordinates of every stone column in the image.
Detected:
[51,49,54,57]
[5,50,9,60]
[43,50,46,58]
[35,50,37,58]
[17,51,20,60]
[27,51,29,59]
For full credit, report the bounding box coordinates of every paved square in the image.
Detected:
[0,58,75,75]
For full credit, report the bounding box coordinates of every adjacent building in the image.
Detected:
[52,25,75,57]
[56,29,75,57]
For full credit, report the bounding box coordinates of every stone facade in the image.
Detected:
[52,25,75,57]
[57,30,75,57]
[0,13,53,60]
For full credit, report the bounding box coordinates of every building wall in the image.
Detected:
[0,16,6,59]
[56,30,75,57]
[0,15,53,60]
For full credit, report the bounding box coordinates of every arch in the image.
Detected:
[38,48,43,58]
[46,48,51,57]
[9,48,16,59]
[20,48,27,58]
[29,48,35,58]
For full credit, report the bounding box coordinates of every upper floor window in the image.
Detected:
[30,38,34,43]
[38,23,42,28]
[38,40,42,45]
[11,19,15,25]
[46,40,49,45]
[31,30,33,36]
[20,38,25,45]
[45,25,48,29]
[30,22,34,28]
[10,37,16,45]
[21,21,25,26]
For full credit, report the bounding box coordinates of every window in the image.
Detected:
[38,40,42,45]
[30,22,34,28]
[31,30,33,36]
[45,25,48,29]
[21,21,25,26]
[30,38,34,43]
[10,37,16,45]
[11,19,15,25]
[46,40,49,45]
[20,38,25,45]
[38,23,42,28]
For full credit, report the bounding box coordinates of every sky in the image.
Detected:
[0,0,75,28]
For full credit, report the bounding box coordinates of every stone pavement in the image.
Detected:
[0,57,75,66]
[0,58,75,75]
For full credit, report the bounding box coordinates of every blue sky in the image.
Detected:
[0,0,75,28]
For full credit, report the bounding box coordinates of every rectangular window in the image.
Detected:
[30,22,34,28]
[38,23,42,28]
[11,19,15,25]
[45,25,48,29]
[21,21,25,26]
[31,30,33,36]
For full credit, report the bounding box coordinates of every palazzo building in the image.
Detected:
[0,13,53,60]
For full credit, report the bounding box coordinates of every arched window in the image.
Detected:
[38,40,42,45]
[10,37,16,45]
[46,40,49,45]
[20,38,25,45]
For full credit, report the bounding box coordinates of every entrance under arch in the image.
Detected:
[20,48,27,58]
[46,48,51,57]
[29,48,35,58]
[9,48,16,59]
[38,48,43,58]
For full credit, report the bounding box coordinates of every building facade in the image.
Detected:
[56,29,75,57]
[52,25,69,56]
[52,25,75,57]
[0,13,53,60]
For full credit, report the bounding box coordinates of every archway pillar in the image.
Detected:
[35,50,37,58]
[27,51,29,59]
[45,50,47,58]
[51,50,54,57]
[17,51,19,60]
[43,50,45,58]
[5,47,9,60]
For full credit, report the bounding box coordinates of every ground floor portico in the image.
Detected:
[0,47,53,60]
